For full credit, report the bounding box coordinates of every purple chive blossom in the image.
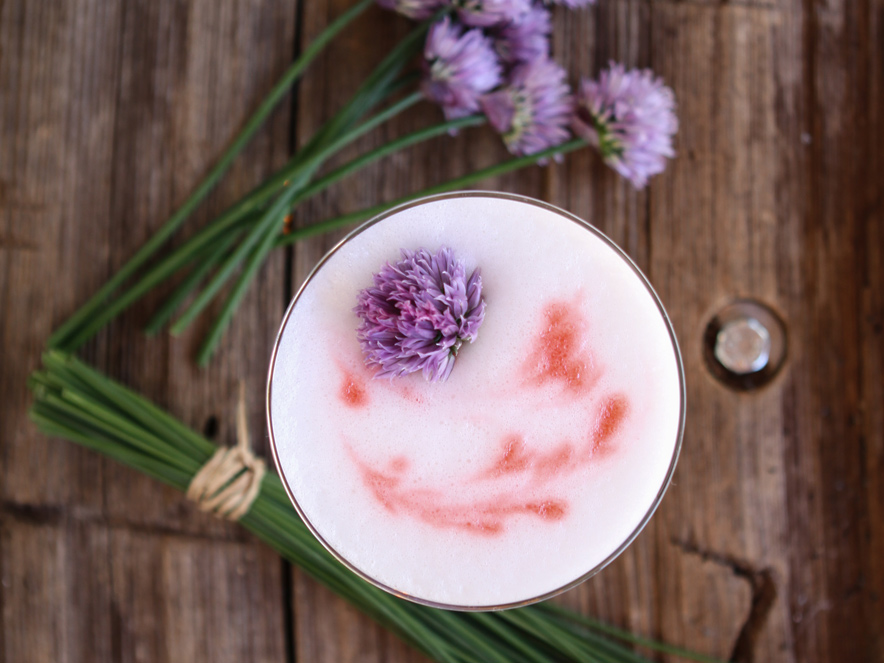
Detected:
[492,5,551,66]
[480,57,574,156]
[422,17,503,120]
[376,0,446,20]
[572,63,678,189]
[355,247,486,382]
[453,0,531,28]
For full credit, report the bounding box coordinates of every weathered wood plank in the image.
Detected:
[647,3,798,661]
[859,6,884,662]
[98,0,295,535]
[1,0,296,661]
[0,0,296,526]
[293,568,429,663]
[778,0,884,661]
[0,511,113,662]
[648,1,884,662]
[0,0,122,512]
[0,511,288,663]
[107,526,286,663]
[549,3,769,661]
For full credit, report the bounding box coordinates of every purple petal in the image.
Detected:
[492,5,551,65]
[573,62,678,188]
[355,247,487,382]
[480,90,516,134]
[483,57,574,157]
[422,17,503,119]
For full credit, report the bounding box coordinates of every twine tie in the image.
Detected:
[186,383,266,520]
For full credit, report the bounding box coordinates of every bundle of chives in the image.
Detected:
[29,351,722,663]
[48,3,441,363]
[47,0,377,353]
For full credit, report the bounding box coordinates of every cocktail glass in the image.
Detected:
[267,191,685,611]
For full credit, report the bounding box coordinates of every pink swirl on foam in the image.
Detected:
[341,298,630,536]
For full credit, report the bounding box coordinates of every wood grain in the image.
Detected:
[1,0,882,661]
[647,4,794,661]
[1,0,295,661]
[860,6,884,662]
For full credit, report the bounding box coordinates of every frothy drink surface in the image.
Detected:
[268,195,682,608]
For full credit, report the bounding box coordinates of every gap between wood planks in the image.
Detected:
[0,499,247,544]
[671,538,777,663]
[282,1,304,660]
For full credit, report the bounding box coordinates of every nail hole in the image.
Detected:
[203,415,219,439]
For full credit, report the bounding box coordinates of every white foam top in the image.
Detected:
[268,193,683,608]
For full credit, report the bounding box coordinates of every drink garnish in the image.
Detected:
[354,246,486,382]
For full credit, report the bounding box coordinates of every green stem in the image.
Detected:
[43,350,215,459]
[57,210,262,351]
[524,610,648,663]
[56,389,199,473]
[60,76,417,350]
[30,408,194,492]
[289,114,486,210]
[301,90,426,171]
[53,19,426,353]
[71,76,417,347]
[275,138,588,247]
[170,91,425,336]
[143,228,243,335]
[170,184,302,335]
[194,222,279,365]
[426,611,516,663]
[193,113,486,364]
[305,13,435,153]
[500,610,605,662]
[141,76,417,317]
[48,0,375,351]
[470,613,553,663]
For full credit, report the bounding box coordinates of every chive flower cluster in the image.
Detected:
[355,247,486,382]
[379,0,678,188]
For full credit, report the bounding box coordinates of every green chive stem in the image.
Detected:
[48,0,375,351]
[276,138,589,247]
[30,351,718,663]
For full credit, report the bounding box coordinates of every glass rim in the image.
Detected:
[266,190,686,612]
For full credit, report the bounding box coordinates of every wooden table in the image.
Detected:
[2,1,882,661]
